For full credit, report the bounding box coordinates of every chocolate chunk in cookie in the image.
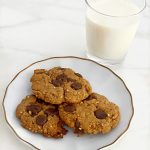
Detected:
[52,74,68,87]
[71,82,82,90]
[51,79,63,87]
[36,115,47,126]
[94,109,107,119]
[63,104,76,113]
[85,93,97,101]
[74,120,84,134]
[44,107,58,116]
[26,104,41,116]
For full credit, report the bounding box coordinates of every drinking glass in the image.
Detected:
[85,0,146,64]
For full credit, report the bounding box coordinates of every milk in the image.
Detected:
[86,0,140,61]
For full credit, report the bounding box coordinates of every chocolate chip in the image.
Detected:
[74,120,84,134]
[26,104,41,116]
[44,107,58,116]
[36,115,47,126]
[94,109,107,119]
[52,79,63,87]
[56,74,67,82]
[54,120,68,136]
[71,82,82,90]
[55,128,68,137]
[52,74,67,87]
[64,104,76,112]
[61,129,68,135]
[36,98,50,105]
[36,99,44,104]
[85,93,97,101]
[74,73,82,78]
[75,121,80,128]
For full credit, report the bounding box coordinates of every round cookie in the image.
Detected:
[31,67,92,104]
[59,93,120,134]
[16,95,67,138]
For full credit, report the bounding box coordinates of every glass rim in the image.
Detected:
[85,0,146,18]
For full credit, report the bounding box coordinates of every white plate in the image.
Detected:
[3,56,134,150]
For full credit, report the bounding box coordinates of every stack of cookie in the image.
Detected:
[16,67,120,138]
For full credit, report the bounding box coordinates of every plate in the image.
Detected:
[3,56,134,150]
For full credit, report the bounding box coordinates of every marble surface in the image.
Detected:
[0,0,150,150]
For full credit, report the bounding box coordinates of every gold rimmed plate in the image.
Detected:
[3,56,134,150]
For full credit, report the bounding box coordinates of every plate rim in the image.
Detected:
[2,56,134,150]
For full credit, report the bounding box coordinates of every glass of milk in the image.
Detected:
[85,0,146,64]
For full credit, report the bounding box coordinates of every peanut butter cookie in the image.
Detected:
[16,95,67,138]
[31,67,92,104]
[59,93,120,134]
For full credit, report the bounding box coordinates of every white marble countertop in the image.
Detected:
[0,0,150,150]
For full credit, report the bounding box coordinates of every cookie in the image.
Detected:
[31,67,92,104]
[59,93,120,134]
[16,95,67,138]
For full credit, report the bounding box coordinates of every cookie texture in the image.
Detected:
[59,93,120,134]
[16,95,67,138]
[31,67,92,104]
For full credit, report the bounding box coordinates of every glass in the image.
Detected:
[85,0,146,64]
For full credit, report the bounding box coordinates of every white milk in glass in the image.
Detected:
[86,0,140,61]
